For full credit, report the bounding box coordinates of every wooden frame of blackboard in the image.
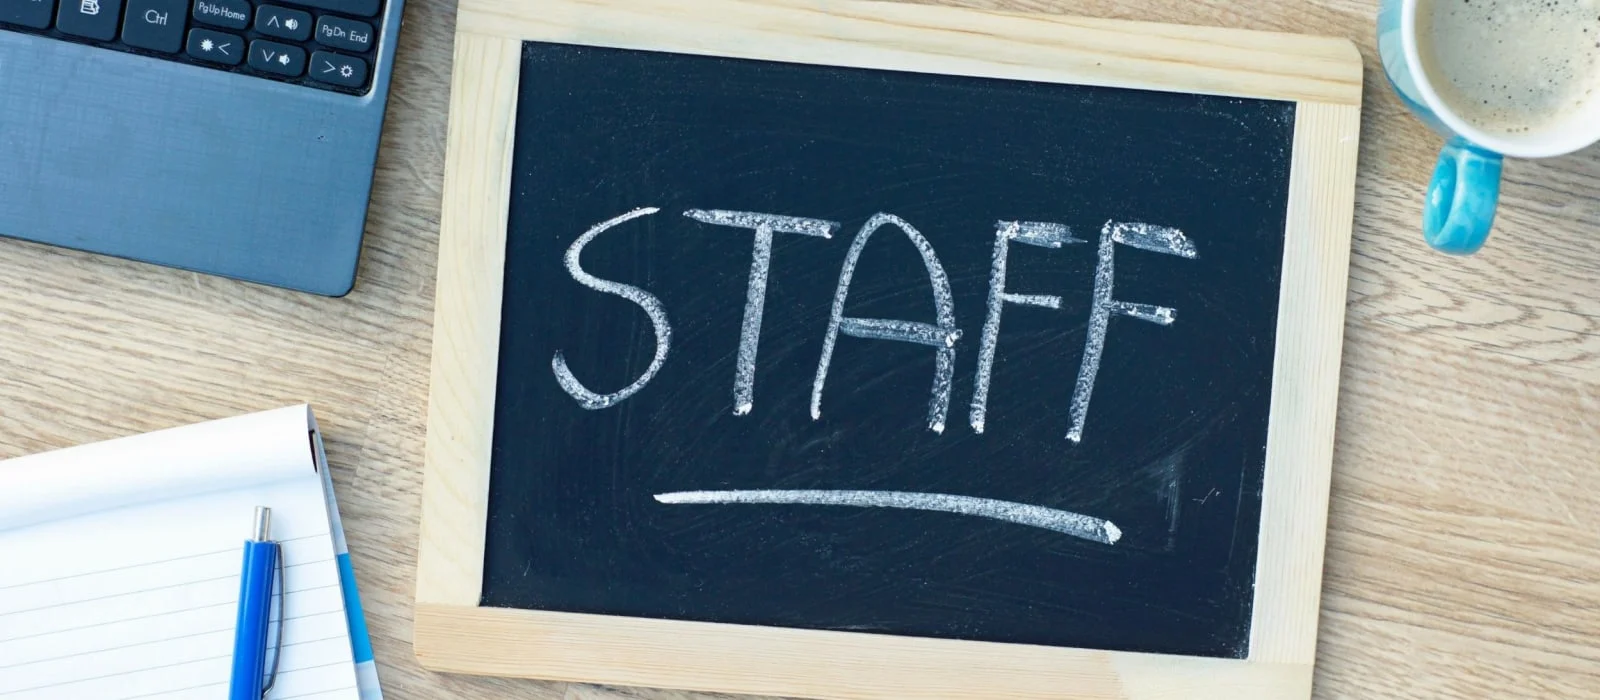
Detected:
[415,1,1363,697]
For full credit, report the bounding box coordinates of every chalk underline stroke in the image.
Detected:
[653,490,1121,545]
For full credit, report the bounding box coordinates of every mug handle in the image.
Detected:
[1423,136,1502,255]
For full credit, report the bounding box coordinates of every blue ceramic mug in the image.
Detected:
[1378,0,1600,254]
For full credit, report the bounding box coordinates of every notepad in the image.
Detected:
[0,406,381,700]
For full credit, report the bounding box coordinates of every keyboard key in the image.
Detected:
[56,0,122,40]
[254,4,309,40]
[0,0,55,29]
[190,0,244,28]
[248,39,304,76]
[3,0,383,95]
[314,15,370,53]
[121,0,185,52]
[308,49,364,87]
[276,0,373,18]
[185,27,241,64]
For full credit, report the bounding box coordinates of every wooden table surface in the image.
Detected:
[1,0,1595,698]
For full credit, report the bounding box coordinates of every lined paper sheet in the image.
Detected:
[0,407,359,700]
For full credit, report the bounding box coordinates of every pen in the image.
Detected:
[229,506,282,700]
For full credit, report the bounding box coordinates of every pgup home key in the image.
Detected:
[192,0,248,29]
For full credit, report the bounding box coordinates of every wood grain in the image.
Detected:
[455,0,1361,105]
[0,0,1593,699]
[416,29,521,608]
[1251,101,1362,666]
[415,604,1312,700]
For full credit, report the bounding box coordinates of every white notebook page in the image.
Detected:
[0,407,359,700]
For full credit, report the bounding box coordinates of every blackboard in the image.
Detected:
[416,3,1361,695]
[479,40,1295,659]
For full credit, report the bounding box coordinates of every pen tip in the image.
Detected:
[252,506,272,541]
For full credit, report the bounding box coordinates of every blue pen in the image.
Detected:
[229,506,283,700]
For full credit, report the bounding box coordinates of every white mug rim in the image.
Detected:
[1400,0,1600,159]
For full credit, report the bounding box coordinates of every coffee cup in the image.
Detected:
[1378,0,1600,254]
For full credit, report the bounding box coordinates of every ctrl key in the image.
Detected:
[309,51,367,89]
[123,0,187,53]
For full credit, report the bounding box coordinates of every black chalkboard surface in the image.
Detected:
[481,40,1295,660]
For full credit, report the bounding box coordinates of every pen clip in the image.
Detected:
[261,548,285,699]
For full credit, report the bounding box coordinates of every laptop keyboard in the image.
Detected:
[0,0,379,94]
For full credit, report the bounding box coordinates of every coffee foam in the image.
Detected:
[1418,0,1600,134]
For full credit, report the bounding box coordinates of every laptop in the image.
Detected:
[0,0,402,295]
